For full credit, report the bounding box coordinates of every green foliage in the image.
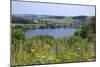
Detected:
[12,29,25,40]
[75,16,96,40]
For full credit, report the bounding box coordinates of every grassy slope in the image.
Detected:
[45,18,79,23]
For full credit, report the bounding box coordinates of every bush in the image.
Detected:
[12,29,25,40]
[75,16,96,39]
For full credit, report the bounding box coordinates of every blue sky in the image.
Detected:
[12,1,95,16]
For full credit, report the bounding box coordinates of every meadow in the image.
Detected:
[11,16,96,66]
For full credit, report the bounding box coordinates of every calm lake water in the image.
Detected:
[25,28,76,38]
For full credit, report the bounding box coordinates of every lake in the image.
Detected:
[25,28,76,38]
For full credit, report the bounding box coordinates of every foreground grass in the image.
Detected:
[11,35,96,66]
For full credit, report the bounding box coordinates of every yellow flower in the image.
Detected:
[31,48,35,53]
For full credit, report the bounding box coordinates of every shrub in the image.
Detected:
[12,29,25,40]
[75,16,96,39]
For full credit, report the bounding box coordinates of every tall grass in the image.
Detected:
[11,35,95,66]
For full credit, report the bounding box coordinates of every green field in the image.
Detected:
[11,23,46,29]
[45,18,79,23]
